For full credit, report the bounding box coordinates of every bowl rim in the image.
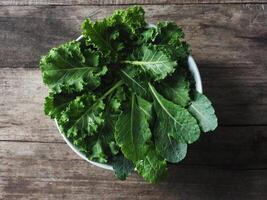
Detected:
[55,24,203,171]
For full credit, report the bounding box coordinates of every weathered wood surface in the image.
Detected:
[1,0,267,6]
[1,5,267,69]
[1,2,267,200]
[1,68,267,169]
[1,5,267,126]
[1,141,267,200]
[1,67,266,127]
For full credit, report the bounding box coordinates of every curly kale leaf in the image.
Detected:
[82,6,146,61]
[40,41,107,93]
[58,92,105,138]
[121,46,177,81]
[44,92,78,120]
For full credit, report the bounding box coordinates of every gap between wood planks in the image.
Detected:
[1,0,267,6]
[1,138,266,170]
[1,125,267,169]
[0,139,64,144]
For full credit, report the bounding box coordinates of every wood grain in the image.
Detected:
[1,3,267,199]
[1,5,267,126]
[1,68,267,168]
[1,5,266,68]
[1,0,267,6]
[1,140,267,200]
[1,66,266,126]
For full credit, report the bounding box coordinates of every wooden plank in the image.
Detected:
[1,5,267,124]
[1,68,267,168]
[0,4,266,200]
[0,68,61,143]
[1,65,266,126]
[0,0,267,6]
[1,112,267,168]
[0,5,266,68]
[0,140,267,199]
[185,125,267,168]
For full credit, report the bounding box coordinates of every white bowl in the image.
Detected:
[56,25,203,171]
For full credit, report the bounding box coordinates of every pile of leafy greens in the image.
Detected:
[40,6,218,183]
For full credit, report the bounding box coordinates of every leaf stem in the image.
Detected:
[100,80,124,101]
[66,80,124,132]
[148,82,183,127]
[121,60,171,65]
[120,60,132,64]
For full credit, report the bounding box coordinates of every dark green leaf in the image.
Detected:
[155,22,185,45]
[121,46,177,81]
[88,139,108,163]
[58,93,105,138]
[157,69,190,107]
[137,96,154,124]
[40,41,107,93]
[115,94,151,162]
[109,6,146,36]
[120,69,148,98]
[112,154,135,180]
[154,127,187,163]
[151,22,190,63]
[82,6,146,60]
[44,92,77,120]
[189,92,218,132]
[137,27,157,44]
[136,149,167,183]
[82,19,121,57]
[149,83,200,144]
[98,86,126,156]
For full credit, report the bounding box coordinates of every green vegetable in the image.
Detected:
[120,69,148,98]
[40,6,218,183]
[121,46,177,81]
[157,69,190,107]
[115,94,152,163]
[40,41,107,93]
[189,92,218,132]
[44,92,77,119]
[149,84,200,144]
[112,155,134,180]
[136,149,167,183]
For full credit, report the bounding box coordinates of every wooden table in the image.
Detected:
[1,0,267,199]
